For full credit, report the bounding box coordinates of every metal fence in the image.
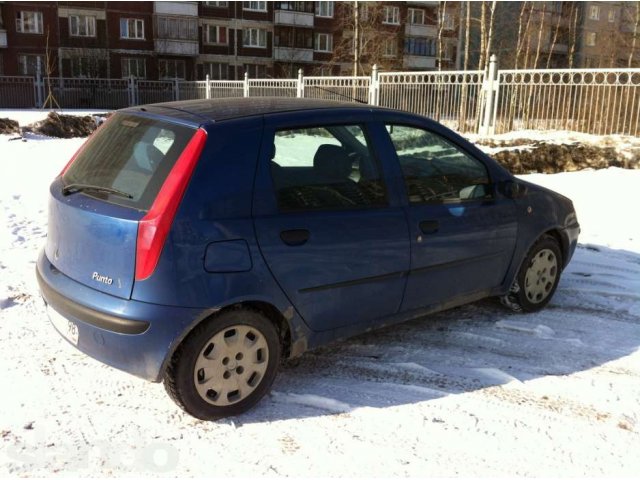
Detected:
[495,69,640,136]
[2,60,640,137]
[378,71,485,133]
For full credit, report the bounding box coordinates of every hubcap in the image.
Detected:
[524,248,558,304]
[194,325,269,406]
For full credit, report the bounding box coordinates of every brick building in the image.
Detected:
[0,1,460,80]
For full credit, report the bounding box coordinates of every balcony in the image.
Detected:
[405,24,437,38]
[274,46,313,63]
[154,39,198,56]
[154,1,198,17]
[403,55,436,70]
[275,10,314,27]
[0,30,6,48]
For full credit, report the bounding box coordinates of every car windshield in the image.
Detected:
[62,113,196,211]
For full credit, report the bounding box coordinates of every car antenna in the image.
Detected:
[306,85,368,105]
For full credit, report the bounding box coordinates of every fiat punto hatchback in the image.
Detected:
[37,98,579,419]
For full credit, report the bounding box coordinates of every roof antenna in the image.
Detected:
[306,85,367,105]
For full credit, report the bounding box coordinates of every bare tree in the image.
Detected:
[330,2,402,75]
[42,28,60,109]
[629,2,640,67]
[568,2,580,68]
[546,4,563,69]
[437,1,447,71]
[532,2,547,69]
[485,1,497,69]
[478,1,487,71]
[457,1,472,132]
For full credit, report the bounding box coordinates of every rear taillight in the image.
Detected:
[135,128,207,281]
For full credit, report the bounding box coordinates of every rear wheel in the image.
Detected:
[501,235,562,313]
[164,309,280,420]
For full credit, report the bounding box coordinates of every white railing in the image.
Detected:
[303,76,371,104]
[378,70,485,133]
[2,59,640,137]
[496,68,640,136]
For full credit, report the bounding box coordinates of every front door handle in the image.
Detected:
[419,220,439,234]
[280,229,310,246]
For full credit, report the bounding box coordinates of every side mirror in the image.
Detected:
[500,180,528,199]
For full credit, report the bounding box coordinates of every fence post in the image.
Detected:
[369,64,379,106]
[34,73,43,108]
[243,72,250,97]
[174,79,180,101]
[205,74,211,99]
[128,76,136,106]
[297,68,304,98]
[479,54,499,136]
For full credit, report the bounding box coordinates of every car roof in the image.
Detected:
[121,97,375,124]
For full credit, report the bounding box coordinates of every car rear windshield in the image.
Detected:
[62,113,197,211]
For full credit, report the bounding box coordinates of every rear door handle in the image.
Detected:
[419,220,439,234]
[280,229,310,246]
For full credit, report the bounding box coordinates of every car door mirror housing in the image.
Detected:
[500,180,528,199]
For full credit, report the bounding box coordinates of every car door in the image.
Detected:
[382,121,518,312]
[252,111,410,332]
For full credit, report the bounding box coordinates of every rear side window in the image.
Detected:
[63,114,196,211]
[386,125,492,204]
[271,124,387,211]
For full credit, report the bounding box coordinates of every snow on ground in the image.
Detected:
[1,122,639,476]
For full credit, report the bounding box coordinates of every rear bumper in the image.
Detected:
[36,248,213,382]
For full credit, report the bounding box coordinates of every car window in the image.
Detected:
[386,124,492,204]
[271,125,387,211]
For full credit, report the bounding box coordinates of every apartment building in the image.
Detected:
[0,1,458,80]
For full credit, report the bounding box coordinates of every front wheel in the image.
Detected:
[164,309,281,420]
[501,235,563,313]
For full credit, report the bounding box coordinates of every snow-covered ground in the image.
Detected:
[1,116,639,476]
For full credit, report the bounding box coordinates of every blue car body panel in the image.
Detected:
[36,98,579,383]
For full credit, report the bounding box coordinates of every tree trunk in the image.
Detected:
[458,1,471,132]
[546,6,562,68]
[629,2,640,67]
[568,3,579,68]
[485,1,497,70]
[533,2,546,69]
[478,1,487,71]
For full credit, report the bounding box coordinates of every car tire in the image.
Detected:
[501,235,563,313]
[164,308,281,420]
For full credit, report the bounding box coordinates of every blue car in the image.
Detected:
[37,98,579,419]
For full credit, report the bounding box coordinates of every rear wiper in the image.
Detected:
[62,183,133,199]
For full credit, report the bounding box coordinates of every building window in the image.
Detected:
[408,8,425,25]
[383,6,400,25]
[243,1,267,12]
[156,16,197,40]
[315,1,334,17]
[70,57,102,78]
[243,28,267,48]
[121,57,146,78]
[276,2,314,13]
[589,5,600,20]
[120,18,145,39]
[205,1,228,6]
[16,11,43,34]
[69,15,96,37]
[275,27,313,48]
[159,59,186,79]
[608,9,615,22]
[586,32,596,46]
[315,33,332,52]
[404,37,436,57]
[203,24,228,45]
[443,13,455,30]
[203,62,229,80]
[383,38,397,57]
[18,54,45,76]
[243,64,267,78]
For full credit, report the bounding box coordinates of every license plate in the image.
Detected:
[48,306,79,346]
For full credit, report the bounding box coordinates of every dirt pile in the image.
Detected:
[25,112,98,138]
[0,118,21,135]
[489,143,638,174]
